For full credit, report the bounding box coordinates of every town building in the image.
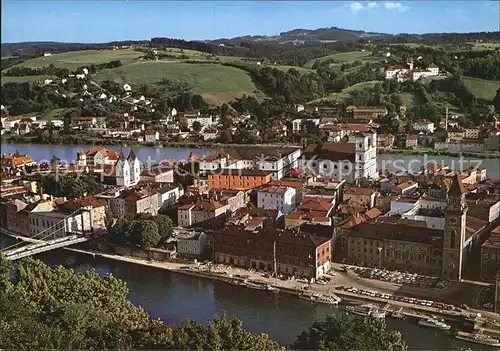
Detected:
[157,185,183,208]
[76,147,120,167]
[481,226,500,281]
[413,121,435,134]
[208,169,272,191]
[385,61,439,82]
[200,146,302,181]
[175,230,208,258]
[109,188,159,216]
[213,225,331,279]
[140,164,174,183]
[285,197,334,228]
[177,198,228,227]
[257,185,297,214]
[346,106,388,120]
[292,118,320,133]
[0,153,37,171]
[341,175,489,280]
[405,135,419,148]
[465,128,480,139]
[144,129,159,142]
[300,131,378,183]
[344,187,378,208]
[320,123,373,143]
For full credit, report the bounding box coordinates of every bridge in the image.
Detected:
[2,234,89,261]
[0,207,92,261]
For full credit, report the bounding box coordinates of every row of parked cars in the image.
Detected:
[347,266,447,289]
[336,285,466,314]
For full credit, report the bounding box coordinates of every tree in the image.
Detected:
[191,94,205,110]
[294,314,407,351]
[218,130,232,144]
[220,103,230,117]
[493,87,500,112]
[192,121,202,133]
[0,257,282,349]
[153,214,173,240]
[9,98,32,115]
[178,117,188,132]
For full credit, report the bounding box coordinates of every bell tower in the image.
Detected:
[442,174,467,281]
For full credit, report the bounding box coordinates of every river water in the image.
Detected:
[0,234,484,350]
[1,143,499,177]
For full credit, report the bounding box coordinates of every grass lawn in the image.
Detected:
[463,77,500,101]
[308,80,380,103]
[304,51,377,69]
[40,108,70,120]
[13,49,143,70]
[267,65,313,74]
[93,61,259,105]
[1,75,50,85]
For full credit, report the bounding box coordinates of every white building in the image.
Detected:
[292,118,320,133]
[185,114,216,130]
[175,231,208,257]
[300,131,378,184]
[29,206,93,238]
[257,185,297,214]
[157,186,183,208]
[123,83,132,92]
[464,128,480,139]
[199,147,302,181]
[385,61,439,82]
[115,150,140,187]
[413,121,435,134]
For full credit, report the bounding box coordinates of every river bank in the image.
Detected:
[378,148,500,160]
[1,233,494,350]
[62,243,499,332]
[1,135,300,150]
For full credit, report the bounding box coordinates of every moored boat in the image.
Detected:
[455,331,500,347]
[345,305,372,317]
[418,317,451,330]
[298,293,339,305]
[390,309,406,320]
[371,309,387,319]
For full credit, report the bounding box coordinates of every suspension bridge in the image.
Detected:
[0,208,92,261]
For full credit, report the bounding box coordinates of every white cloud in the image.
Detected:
[350,2,365,12]
[384,2,410,12]
[367,2,379,9]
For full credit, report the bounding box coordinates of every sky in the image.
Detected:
[2,1,500,43]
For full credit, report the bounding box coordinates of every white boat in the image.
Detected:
[245,282,269,290]
[418,317,451,330]
[299,293,339,305]
[455,331,500,347]
[371,309,387,319]
[346,305,372,317]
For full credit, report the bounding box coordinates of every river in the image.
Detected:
[1,143,499,177]
[0,235,484,350]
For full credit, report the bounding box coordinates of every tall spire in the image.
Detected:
[127,148,137,161]
[448,174,465,197]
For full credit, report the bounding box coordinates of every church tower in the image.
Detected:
[127,149,140,186]
[442,174,468,280]
[115,152,130,187]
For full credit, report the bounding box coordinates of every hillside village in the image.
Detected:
[1,28,500,337]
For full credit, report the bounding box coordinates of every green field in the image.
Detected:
[1,75,50,85]
[463,77,500,101]
[13,49,144,70]
[40,108,71,120]
[309,80,380,103]
[304,51,376,69]
[93,61,258,105]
